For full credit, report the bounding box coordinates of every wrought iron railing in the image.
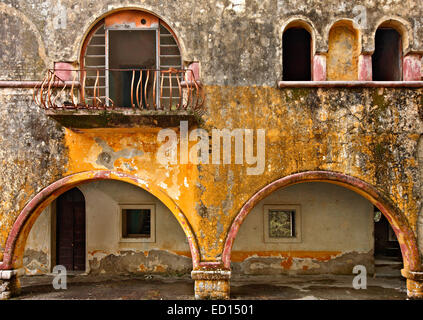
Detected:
[33,68,204,111]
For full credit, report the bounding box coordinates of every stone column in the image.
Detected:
[401,269,423,299]
[0,270,21,300]
[191,268,231,300]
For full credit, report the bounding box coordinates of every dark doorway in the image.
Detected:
[283,28,311,81]
[372,28,402,81]
[56,188,86,271]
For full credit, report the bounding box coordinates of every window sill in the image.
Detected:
[278,81,423,88]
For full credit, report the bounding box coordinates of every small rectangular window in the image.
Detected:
[264,205,301,243]
[120,204,155,242]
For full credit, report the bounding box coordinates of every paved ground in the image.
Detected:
[13,273,407,300]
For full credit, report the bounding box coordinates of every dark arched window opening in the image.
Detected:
[283,28,311,81]
[372,28,402,81]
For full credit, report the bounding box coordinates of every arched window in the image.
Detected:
[372,27,402,81]
[282,27,311,81]
[81,10,182,108]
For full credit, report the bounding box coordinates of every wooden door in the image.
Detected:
[56,188,86,271]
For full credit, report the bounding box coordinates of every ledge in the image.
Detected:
[45,108,199,128]
[278,81,423,88]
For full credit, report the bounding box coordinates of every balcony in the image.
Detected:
[33,68,205,128]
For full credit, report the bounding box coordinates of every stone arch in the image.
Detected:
[222,171,421,275]
[0,170,200,271]
[281,17,318,55]
[371,17,412,54]
[75,6,188,64]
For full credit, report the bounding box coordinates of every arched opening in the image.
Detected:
[230,182,375,276]
[282,27,312,80]
[1,171,200,273]
[372,24,403,81]
[327,21,360,81]
[223,171,420,298]
[80,9,182,108]
[23,180,193,276]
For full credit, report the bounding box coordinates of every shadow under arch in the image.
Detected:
[0,170,200,270]
[222,171,421,274]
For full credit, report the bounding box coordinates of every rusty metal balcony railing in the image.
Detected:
[33,68,204,111]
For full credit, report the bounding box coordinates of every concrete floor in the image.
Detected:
[13,273,407,300]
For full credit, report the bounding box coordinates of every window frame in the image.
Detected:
[263,204,302,243]
[119,204,156,243]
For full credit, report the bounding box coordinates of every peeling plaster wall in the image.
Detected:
[0,89,67,261]
[23,180,192,275]
[1,0,423,272]
[231,182,374,275]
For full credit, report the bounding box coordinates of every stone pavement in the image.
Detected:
[13,273,407,300]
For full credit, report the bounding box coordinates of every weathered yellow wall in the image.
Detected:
[41,85,420,265]
[0,1,423,277]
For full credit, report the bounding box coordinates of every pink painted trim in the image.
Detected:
[0,170,200,270]
[54,62,76,82]
[222,171,421,273]
[403,54,422,81]
[358,55,372,81]
[278,81,423,88]
[312,55,326,81]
